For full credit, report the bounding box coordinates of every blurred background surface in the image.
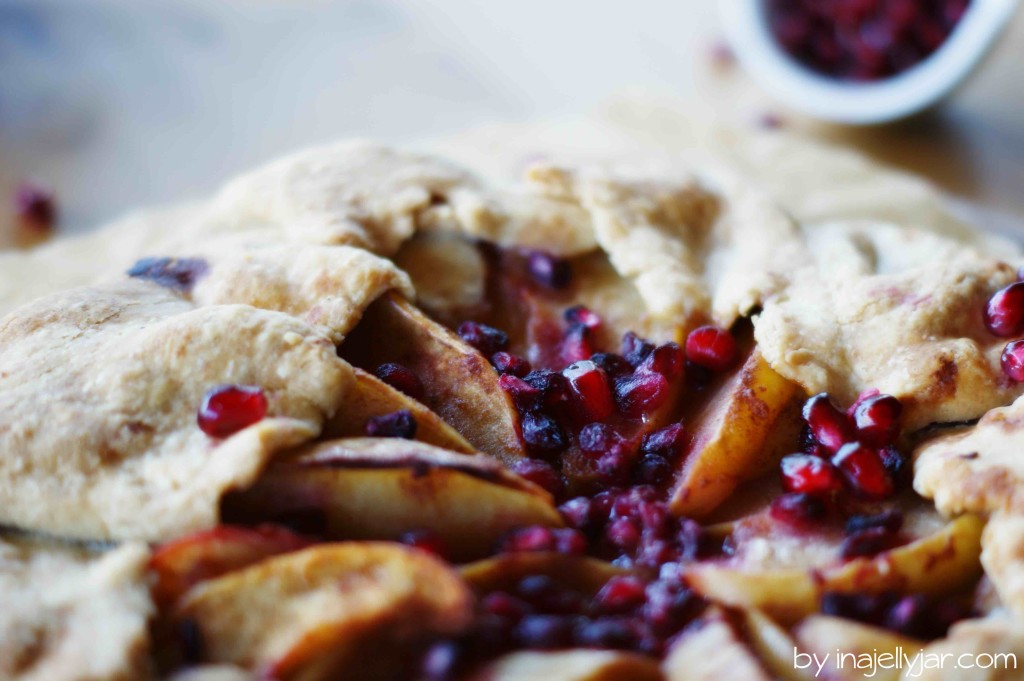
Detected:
[1,0,1022,238]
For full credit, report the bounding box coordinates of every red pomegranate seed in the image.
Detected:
[802,393,855,453]
[364,410,417,439]
[852,393,903,446]
[578,423,621,456]
[558,497,594,531]
[457,321,509,355]
[845,388,880,417]
[595,575,647,614]
[605,517,641,552]
[491,352,532,378]
[614,372,669,417]
[563,360,614,422]
[561,324,594,364]
[840,526,904,559]
[14,181,57,231]
[779,454,843,495]
[621,332,655,367]
[500,527,586,555]
[984,283,1024,337]
[769,492,828,529]
[591,352,633,379]
[399,529,448,559]
[511,458,564,498]
[197,385,267,438]
[520,412,568,457]
[641,424,686,459]
[1002,340,1024,382]
[639,342,684,379]
[374,362,425,401]
[481,591,530,621]
[525,251,572,289]
[832,442,894,500]
[564,306,602,330]
[684,326,737,372]
[499,374,544,412]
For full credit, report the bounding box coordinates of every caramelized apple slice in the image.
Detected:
[793,616,922,681]
[686,515,984,622]
[223,438,562,561]
[662,607,772,681]
[323,367,474,454]
[340,291,525,463]
[670,348,799,518]
[175,542,473,681]
[467,650,662,681]
[149,524,312,608]
[460,552,624,595]
[740,609,817,681]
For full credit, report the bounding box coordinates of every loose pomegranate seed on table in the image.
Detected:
[374,362,425,401]
[197,385,267,438]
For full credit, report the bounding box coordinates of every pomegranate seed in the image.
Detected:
[481,591,530,621]
[595,450,635,486]
[364,410,417,439]
[634,455,671,485]
[563,360,614,422]
[511,458,564,498]
[523,370,571,410]
[374,362,425,401]
[684,326,737,372]
[128,257,209,292]
[984,283,1024,337]
[605,517,641,552]
[561,324,594,364]
[457,321,509,355]
[639,342,685,379]
[499,374,544,412]
[197,385,267,438]
[833,442,894,499]
[643,580,701,636]
[399,529,448,558]
[846,388,880,417]
[420,641,464,681]
[677,518,718,561]
[845,509,903,535]
[578,423,621,456]
[1002,340,1024,382]
[564,306,602,330]
[802,393,855,453]
[520,412,568,457]
[515,575,582,613]
[621,332,655,367]
[595,575,647,614]
[591,352,633,379]
[525,251,572,289]
[514,615,573,650]
[491,352,532,378]
[779,454,844,495]
[14,181,56,231]
[558,497,594,531]
[614,372,669,417]
[769,492,827,529]
[852,393,902,446]
[573,618,638,650]
[499,526,556,553]
[642,424,686,458]
[879,445,911,489]
[840,526,904,559]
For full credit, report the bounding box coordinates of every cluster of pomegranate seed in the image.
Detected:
[128,256,209,292]
[982,279,1024,382]
[13,180,57,231]
[822,590,972,640]
[772,390,908,535]
[374,362,425,401]
[364,409,417,439]
[197,385,268,438]
[766,0,971,81]
[420,569,706,680]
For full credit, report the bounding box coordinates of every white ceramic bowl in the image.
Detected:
[720,0,1020,124]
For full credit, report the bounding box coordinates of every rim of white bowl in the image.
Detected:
[720,0,1020,125]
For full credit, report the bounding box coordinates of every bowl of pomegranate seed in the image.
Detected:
[720,0,1019,124]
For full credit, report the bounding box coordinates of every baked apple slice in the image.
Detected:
[174,542,473,681]
[793,616,923,681]
[222,438,562,561]
[340,291,525,463]
[670,346,800,518]
[685,514,984,623]
[323,366,474,454]
[662,607,773,681]
[149,524,312,608]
